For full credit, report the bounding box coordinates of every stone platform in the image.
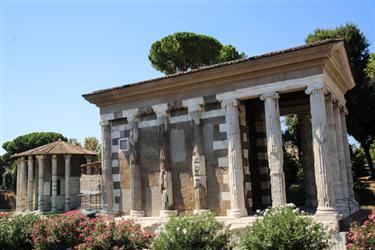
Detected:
[114,214,341,233]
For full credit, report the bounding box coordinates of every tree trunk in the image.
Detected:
[362,143,375,179]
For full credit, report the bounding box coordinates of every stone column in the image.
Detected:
[64,155,72,211]
[51,154,58,212]
[19,157,27,211]
[305,84,337,215]
[27,156,34,211]
[221,98,247,217]
[126,111,144,217]
[340,109,360,212]
[33,165,38,211]
[183,98,209,214]
[152,104,176,217]
[101,120,114,213]
[260,92,287,207]
[325,96,345,215]
[85,156,93,175]
[16,159,21,212]
[36,155,46,212]
[333,103,350,216]
[298,114,317,208]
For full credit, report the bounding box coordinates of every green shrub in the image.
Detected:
[32,210,153,250]
[0,212,40,250]
[239,206,331,250]
[76,219,153,250]
[347,209,375,249]
[31,210,88,250]
[152,212,232,250]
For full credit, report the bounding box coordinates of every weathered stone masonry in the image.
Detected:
[84,39,360,232]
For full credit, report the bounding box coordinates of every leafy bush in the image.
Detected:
[0,212,40,250]
[239,205,331,250]
[32,210,89,249]
[76,219,153,250]
[347,209,375,249]
[32,210,153,250]
[152,212,233,250]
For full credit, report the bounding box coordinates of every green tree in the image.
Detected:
[68,138,81,147]
[365,53,375,79]
[306,23,375,178]
[149,32,245,74]
[84,137,99,152]
[1,132,66,191]
[2,132,66,157]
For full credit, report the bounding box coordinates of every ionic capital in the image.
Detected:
[52,154,58,160]
[182,97,204,113]
[152,103,169,119]
[305,82,325,95]
[36,155,47,160]
[183,98,204,125]
[64,154,72,161]
[28,156,34,162]
[122,109,139,123]
[220,98,238,109]
[100,120,110,127]
[260,92,279,101]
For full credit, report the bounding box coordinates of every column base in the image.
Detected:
[130,210,145,217]
[193,209,210,215]
[349,199,360,214]
[227,208,246,218]
[160,210,177,218]
[314,208,341,233]
[335,199,350,217]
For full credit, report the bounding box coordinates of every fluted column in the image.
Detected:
[27,156,34,211]
[221,98,247,217]
[305,84,337,214]
[19,157,27,211]
[16,159,21,212]
[126,111,144,217]
[340,109,360,212]
[325,96,345,214]
[299,114,317,208]
[333,103,350,216]
[101,120,114,213]
[51,154,58,212]
[260,92,287,207]
[64,155,72,211]
[152,104,176,217]
[183,98,209,214]
[36,155,46,212]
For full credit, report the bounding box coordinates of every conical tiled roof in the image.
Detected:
[12,140,97,158]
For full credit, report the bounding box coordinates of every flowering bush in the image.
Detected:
[152,212,233,250]
[0,212,40,250]
[76,219,153,250]
[347,209,375,250]
[32,210,153,250]
[239,205,332,250]
[32,209,90,249]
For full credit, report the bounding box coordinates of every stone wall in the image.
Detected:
[111,98,233,216]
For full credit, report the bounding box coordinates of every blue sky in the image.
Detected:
[1,0,374,153]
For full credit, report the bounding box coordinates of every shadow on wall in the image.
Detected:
[0,191,16,210]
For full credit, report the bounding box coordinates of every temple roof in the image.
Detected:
[82,38,347,98]
[82,38,355,108]
[12,140,97,158]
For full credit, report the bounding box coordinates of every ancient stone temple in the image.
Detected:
[83,39,359,230]
[13,140,97,212]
